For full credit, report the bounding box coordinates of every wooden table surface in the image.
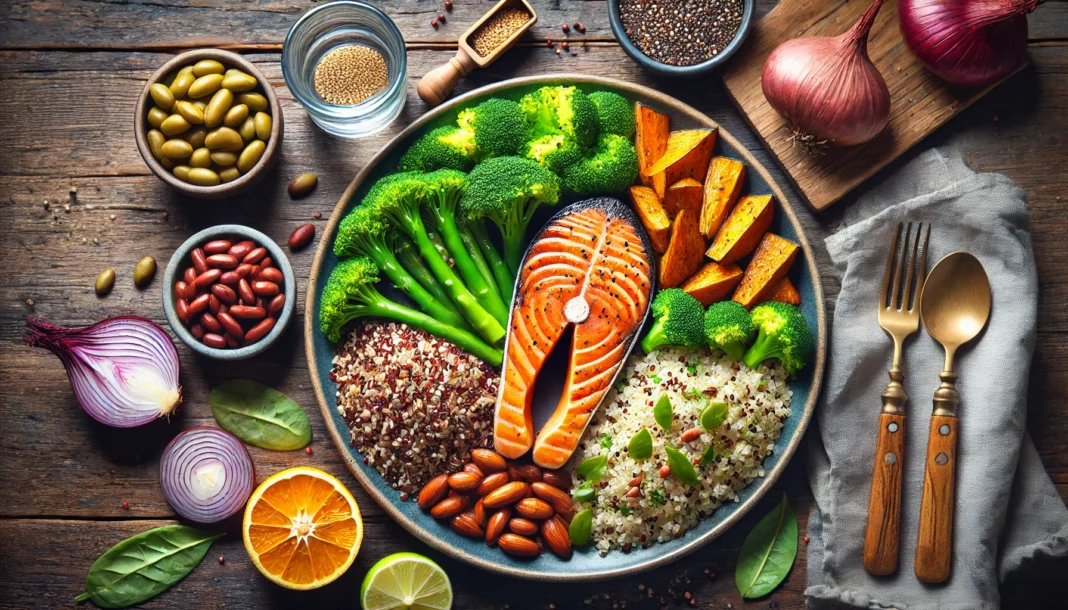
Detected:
[1,1,1065,608]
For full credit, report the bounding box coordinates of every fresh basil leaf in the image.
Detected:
[628,427,653,461]
[700,443,717,466]
[577,455,608,482]
[701,401,728,431]
[653,393,673,431]
[665,445,699,486]
[210,380,311,451]
[569,508,593,546]
[600,433,613,449]
[75,525,222,608]
[736,494,798,599]
[573,481,596,503]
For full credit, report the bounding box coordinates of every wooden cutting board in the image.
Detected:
[723,0,1019,211]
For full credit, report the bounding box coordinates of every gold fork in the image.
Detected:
[863,222,931,576]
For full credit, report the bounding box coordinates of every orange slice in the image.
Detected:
[242,467,363,590]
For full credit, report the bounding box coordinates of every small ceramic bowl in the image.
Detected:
[163,225,296,360]
[135,49,284,199]
[607,0,755,77]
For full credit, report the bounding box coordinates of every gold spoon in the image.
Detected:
[914,252,991,584]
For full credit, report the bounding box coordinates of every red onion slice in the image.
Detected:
[160,427,254,523]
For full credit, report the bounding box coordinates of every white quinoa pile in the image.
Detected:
[331,321,499,494]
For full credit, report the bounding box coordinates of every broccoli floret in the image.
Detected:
[562,134,639,195]
[318,256,502,365]
[458,98,529,159]
[460,156,561,274]
[398,125,478,172]
[704,301,756,361]
[743,301,813,375]
[589,91,635,138]
[520,86,600,148]
[639,289,706,354]
[523,133,584,173]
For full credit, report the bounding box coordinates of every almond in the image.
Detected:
[448,471,482,493]
[531,482,573,514]
[450,512,484,538]
[483,481,529,509]
[628,472,644,487]
[470,448,507,472]
[417,474,449,510]
[681,427,702,443]
[430,495,468,519]
[498,533,540,557]
[475,472,510,497]
[509,464,543,483]
[473,498,486,527]
[508,517,538,536]
[625,486,641,498]
[463,462,485,477]
[485,508,511,546]
[541,515,573,559]
[515,497,554,520]
[541,470,572,490]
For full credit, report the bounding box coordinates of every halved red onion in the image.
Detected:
[160,426,254,523]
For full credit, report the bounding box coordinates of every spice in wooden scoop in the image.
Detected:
[470,7,532,57]
[314,45,389,105]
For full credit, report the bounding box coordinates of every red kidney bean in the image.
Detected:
[191,248,208,274]
[238,278,255,304]
[229,305,267,319]
[187,293,211,316]
[242,247,267,265]
[260,257,273,270]
[218,271,241,285]
[176,299,191,323]
[192,268,221,290]
[206,254,239,269]
[224,333,241,348]
[208,294,221,315]
[202,333,227,348]
[211,284,237,304]
[191,324,205,340]
[256,267,284,283]
[244,317,276,343]
[289,224,315,250]
[217,312,244,338]
[252,280,279,297]
[201,312,223,333]
[268,293,285,316]
[203,239,232,254]
[234,264,254,278]
[184,266,198,284]
[228,240,255,260]
[175,281,189,300]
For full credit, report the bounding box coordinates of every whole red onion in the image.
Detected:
[900,0,1039,88]
[761,0,890,148]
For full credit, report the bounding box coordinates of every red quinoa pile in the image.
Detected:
[331,321,499,494]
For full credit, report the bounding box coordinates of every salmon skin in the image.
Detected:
[493,197,655,469]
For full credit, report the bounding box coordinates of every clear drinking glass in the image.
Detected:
[282,1,407,138]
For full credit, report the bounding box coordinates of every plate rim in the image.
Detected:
[303,73,826,582]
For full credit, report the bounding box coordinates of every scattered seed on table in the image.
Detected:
[26,299,35,307]
[313,211,322,219]
[218,556,225,565]
[562,24,570,33]
[470,7,531,57]
[445,1,453,11]
[305,446,313,455]
[314,45,389,106]
[562,41,568,49]
[438,13,446,22]
[431,17,439,27]
[619,0,744,66]
[122,501,129,510]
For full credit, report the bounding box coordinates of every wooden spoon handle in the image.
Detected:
[915,414,958,583]
[417,48,477,107]
[864,412,905,575]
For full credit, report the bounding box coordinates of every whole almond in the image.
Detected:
[485,508,511,546]
[470,448,507,472]
[448,471,482,493]
[509,464,543,483]
[498,533,540,557]
[508,518,538,536]
[531,482,573,514]
[542,515,573,559]
[417,474,449,510]
[473,498,486,527]
[475,472,510,497]
[542,470,572,490]
[625,486,641,498]
[430,495,468,519]
[515,497,554,520]
[462,463,484,478]
[483,481,529,509]
[450,512,484,538]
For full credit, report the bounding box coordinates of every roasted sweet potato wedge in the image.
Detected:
[635,103,670,195]
[766,277,801,306]
[706,195,774,264]
[658,208,706,288]
[681,262,743,306]
[663,178,703,218]
[700,157,746,238]
[630,186,671,254]
[732,233,799,308]
[647,129,717,198]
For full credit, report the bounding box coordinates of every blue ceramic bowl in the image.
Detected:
[163,225,296,360]
[607,0,755,77]
[305,75,825,581]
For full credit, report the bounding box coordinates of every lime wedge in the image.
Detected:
[360,552,453,610]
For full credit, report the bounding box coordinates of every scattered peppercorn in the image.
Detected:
[445,1,453,11]
[438,13,446,23]
[431,17,439,27]
[25,299,34,307]
[306,446,313,455]
[122,501,130,510]
[803,535,810,544]
[561,41,569,49]
[561,24,570,33]
[313,211,322,219]
[575,22,586,33]
[546,38,553,46]
[218,556,225,564]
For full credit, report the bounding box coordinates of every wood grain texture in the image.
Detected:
[915,414,958,584]
[864,412,905,576]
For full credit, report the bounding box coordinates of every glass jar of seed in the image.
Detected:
[282,1,407,138]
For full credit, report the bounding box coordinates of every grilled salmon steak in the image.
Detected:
[494,198,654,469]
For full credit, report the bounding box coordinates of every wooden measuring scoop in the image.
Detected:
[417,0,537,107]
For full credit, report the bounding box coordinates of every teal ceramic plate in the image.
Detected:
[305,75,825,581]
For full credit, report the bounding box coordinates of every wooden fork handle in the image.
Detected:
[915,413,958,583]
[864,412,906,575]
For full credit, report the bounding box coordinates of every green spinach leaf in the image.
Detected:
[628,428,653,460]
[665,445,699,485]
[700,443,717,466]
[700,401,728,431]
[210,380,311,451]
[735,494,798,599]
[76,525,222,608]
[577,455,608,483]
[653,393,673,431]
[569,508,593,546]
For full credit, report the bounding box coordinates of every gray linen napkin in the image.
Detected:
[805,149,1068,610]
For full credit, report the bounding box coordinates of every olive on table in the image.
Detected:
[192,59,225,76]
[237,93,268,112]
[189,148,212,168]
[204,88,233,129]
[161,139,193,160]
[149,83,175,110]
[210,151,237,167]
[95,268,115,296]
[223,104,249,128]
[219,168,241,183]
[253,112,272,141]
[185,127,208,149]
[237,140,265,173]
[187,73,223,99]
[147,107,169,129]
[134,256,157,288]
[160,114,192,137]
[186,168,221,187]
[205,127,243,152]
[287,173,318,198]
[175,100,205,125]
[169,66,195,98]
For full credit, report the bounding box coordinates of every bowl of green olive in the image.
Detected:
[135,49,283,198]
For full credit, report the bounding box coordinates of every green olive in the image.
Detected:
[169,66,196,98]
[237,139,266,173]
[187,73,224,99]
[149,83,175,111]
[205,127,243,152]
[221,72,257,93]
[219,167,241,183]
[133,256,157,289]
[224,68,243,78]
[184,127,208,149]
[287,173,319,198]
[193,100,207,111]
[147,106,169,129]
[237,93,268,112]
[95,268,115,296]
[160,114,192,137]
[186,168,221,186]
[210,151,237,166]
[254,112,272,141]
[173,165,192,181]
[239,117,256,142]
[190,147,212,168]
[192,59,225,77]
[161,139,193,159]
[175,100,205,125]
[147,129,166,160]
[203,88,233,129]
[159,156,175,170]
[223,104,249,128]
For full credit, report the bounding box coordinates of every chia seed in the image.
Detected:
[619,0,744,67]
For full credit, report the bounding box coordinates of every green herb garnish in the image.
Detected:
[653,393,673,431]
[600,433,614,449]
[651,375,662,384]
[577,455,608,482]
[687,364,698,376]
[649,489,666,506]
[736,494,798,599]
[628,428,653,460]
[569,508,593,546]
[665,445,699,486]
[210,380,311,451]
[619,506,632,516]
[700,444,717,466]
[573,481,596,503]
[700,401,728,432]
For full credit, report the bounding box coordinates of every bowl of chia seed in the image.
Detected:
[609,0,754,76]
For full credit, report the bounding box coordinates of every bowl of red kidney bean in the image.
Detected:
[163,224,296,360]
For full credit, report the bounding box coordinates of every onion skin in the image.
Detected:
[900,0,1037,88]
[160,426,255,523]
[761,0,890,147]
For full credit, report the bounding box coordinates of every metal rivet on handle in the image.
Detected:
[885,452,896,465]
[939,424,950,436]
[887,422,899,433]
[935,452,949,466]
